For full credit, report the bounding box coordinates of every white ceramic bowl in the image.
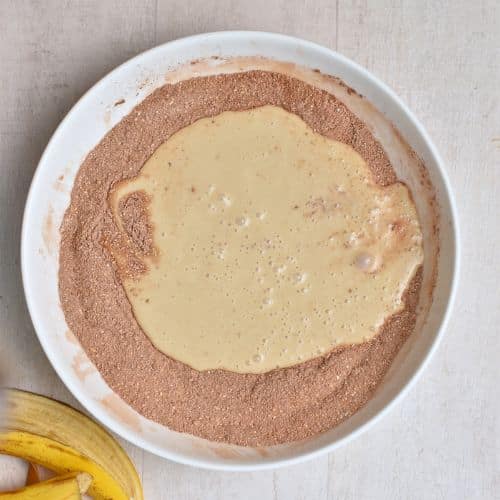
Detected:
[21,32,459,470]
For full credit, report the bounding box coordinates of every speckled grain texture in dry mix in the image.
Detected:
[117,191,155,256]
[59,71,422,446]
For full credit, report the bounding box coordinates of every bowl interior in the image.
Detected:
[21,32,457,470]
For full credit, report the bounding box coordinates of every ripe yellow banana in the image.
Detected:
[0,472,91,499]
[0,430,128,499]
[1,389,143,500]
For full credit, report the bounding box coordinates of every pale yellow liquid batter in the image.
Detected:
[110,105,423,373]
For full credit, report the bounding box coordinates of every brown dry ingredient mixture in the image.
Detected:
[59,71,422,446]
[117,191,155,256]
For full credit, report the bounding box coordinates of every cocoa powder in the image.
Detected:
[117,191,155,257]
[59,71,422,446]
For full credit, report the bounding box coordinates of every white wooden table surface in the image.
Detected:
[1,1,498,498]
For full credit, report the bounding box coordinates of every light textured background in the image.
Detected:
[0,1,499,499]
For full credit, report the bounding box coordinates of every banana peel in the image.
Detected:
[1,389,143,500]
[0,431,127,499]
[25,463,44,485]
[0,471,91,499]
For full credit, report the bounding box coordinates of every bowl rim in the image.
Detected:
[21,30,460,471]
